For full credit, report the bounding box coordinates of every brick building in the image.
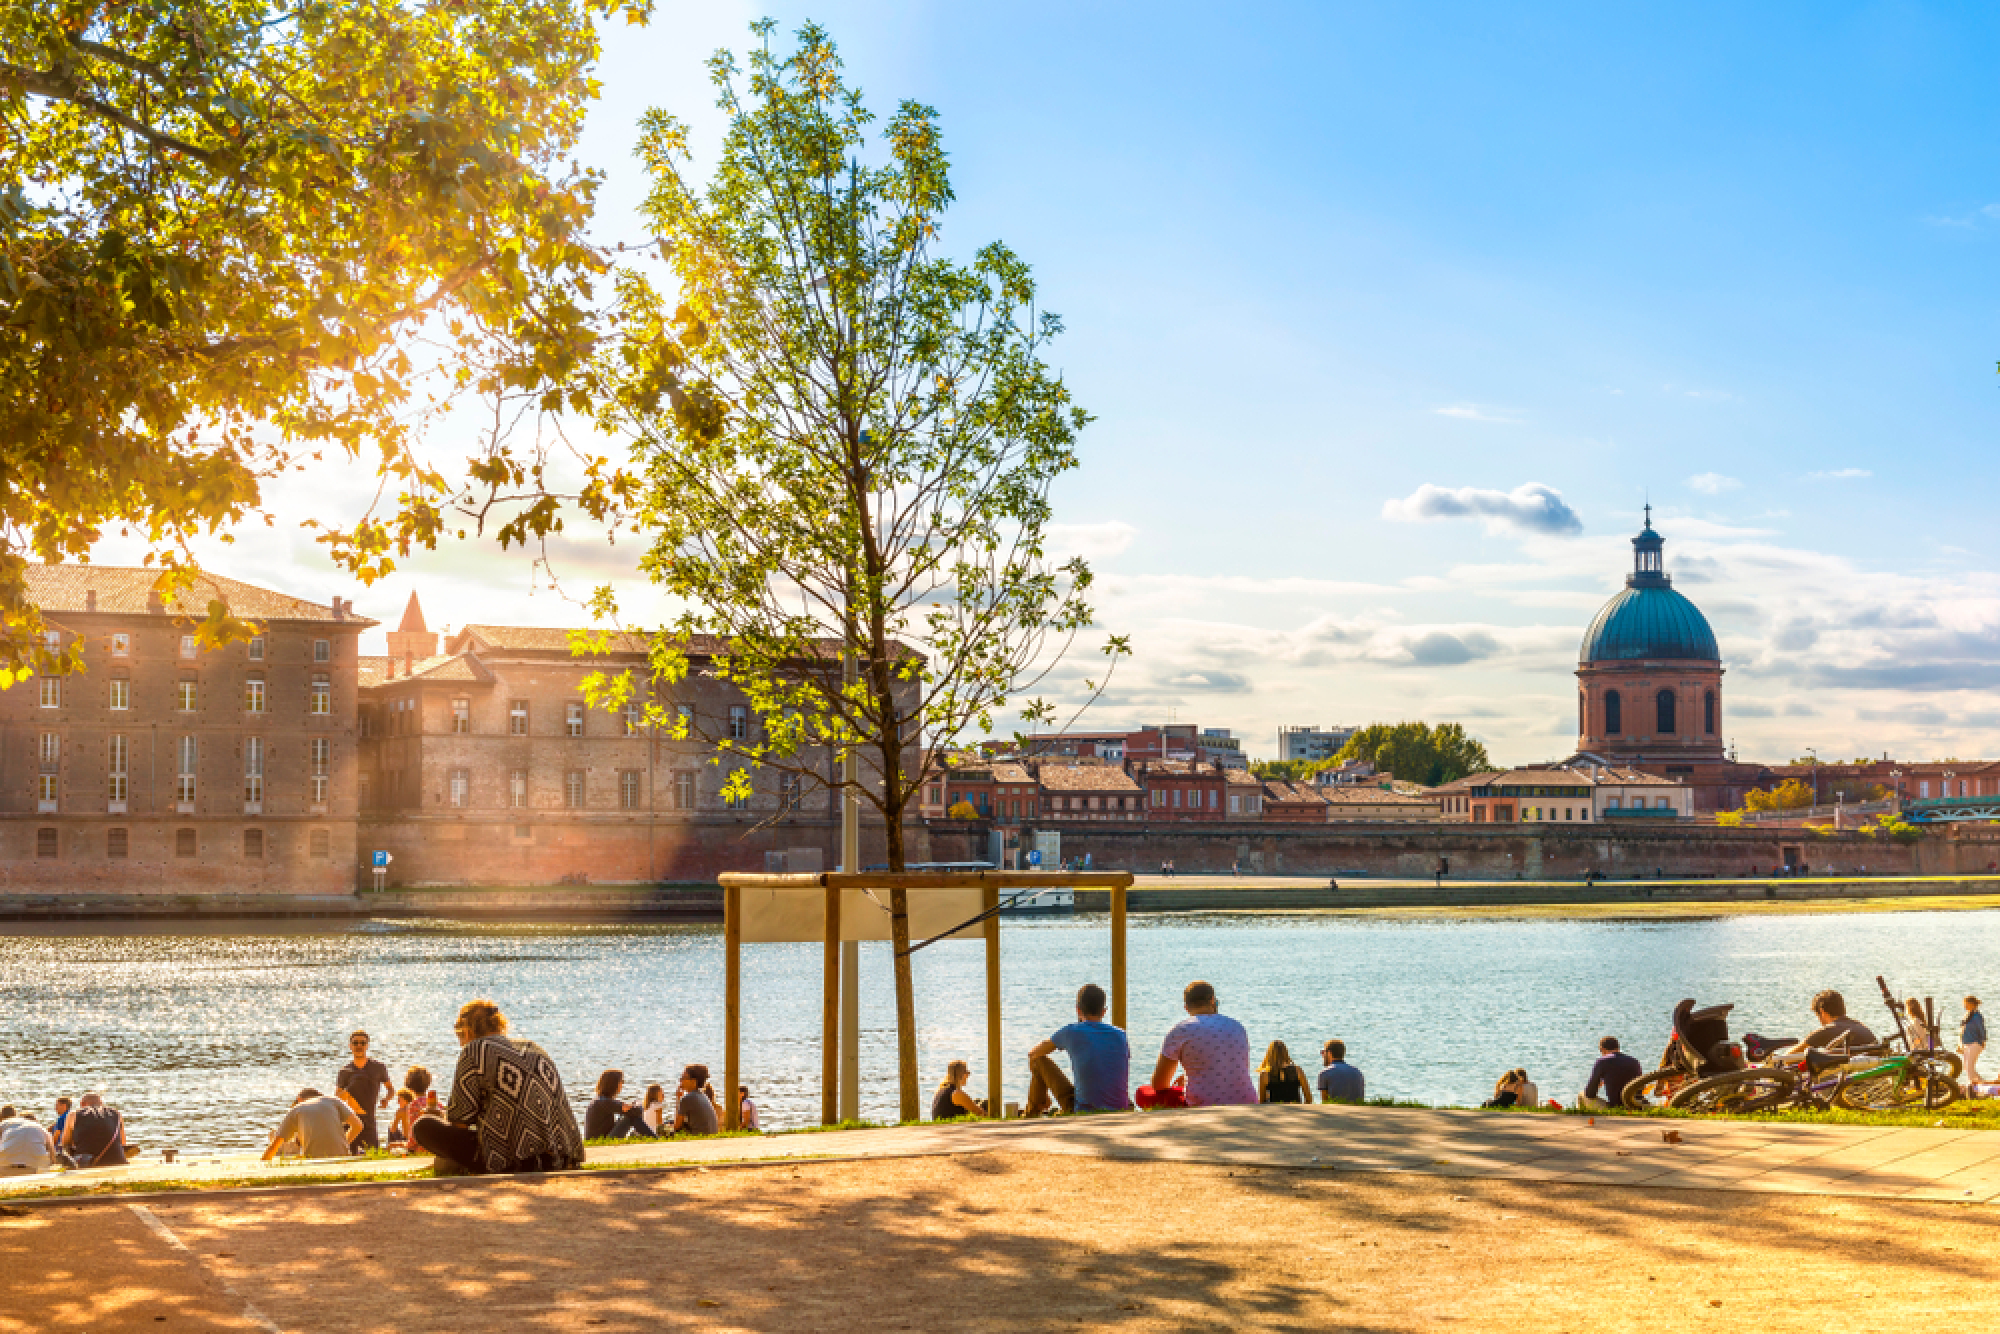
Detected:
[0,566,370,893]
[1131,760,1226,820]
[1320,785,1441,822]
[1034,761,1144,823]
[1259,780,1330,822]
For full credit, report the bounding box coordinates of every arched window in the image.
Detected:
[1704,690,1716,735]
[1657,689,1676,735]
[1604,690,1622,735]
[1578,692,1586,735]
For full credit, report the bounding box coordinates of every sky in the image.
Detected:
[130,2,2000,765]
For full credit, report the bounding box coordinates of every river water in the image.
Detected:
[2,910,1992,1153]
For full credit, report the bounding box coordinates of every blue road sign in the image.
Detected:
[1026,849,1042,867]
[372,850,390,868]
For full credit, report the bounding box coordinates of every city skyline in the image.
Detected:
[81,2,2000,767]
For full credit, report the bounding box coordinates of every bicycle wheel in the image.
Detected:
[1621,1069,1686,1111]
[1669,1069,1798,1114]
[1836,1072,1919,1111]
[1915,1055,1963,1109]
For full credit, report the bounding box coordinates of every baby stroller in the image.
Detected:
[1620,998,1748,1110]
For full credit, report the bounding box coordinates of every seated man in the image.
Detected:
[262,1088,364,1162]
[59,1093,129,1168]
[0,1107,55,1176]
[1316,1040,1365,1104]
[1024,983,1132,1116]
[1141,980,1258,1108]
[1780,989,1877,1059]
[1578,1037,1643,1109]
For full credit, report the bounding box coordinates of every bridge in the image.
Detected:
[1903,796,2000,823]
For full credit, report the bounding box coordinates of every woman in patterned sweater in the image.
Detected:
[412,999,586,1175]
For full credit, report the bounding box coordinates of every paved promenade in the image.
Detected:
[7,1102,2000,1203]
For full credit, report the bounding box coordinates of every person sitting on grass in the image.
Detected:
[1779,989,1877,1059]
[1483,1070,1525,1109]
[1578,1037,1643,1110]
[1317,1041,1365,1104]
[1024,983,1131,1117]
[1257,1040,1310,1105]
[738,1086,761,1132]
[1138,981,1258,1109]
[931,1060,987,1120]
[412,998,585,1176]
[584,1069,657,1140]
[0,1108,55,1176]
[263,1088,364,1162]
[673,1064,721,1136]
[642,1083,670,1135]
[59,1093,130,1168]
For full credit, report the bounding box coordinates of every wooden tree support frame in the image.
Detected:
[716,871,1135,1129]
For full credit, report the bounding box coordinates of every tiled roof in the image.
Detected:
[360,654,491,688]
[990,763,1035,785]
[26,564,374,626]
[448,623,917,665]
[1597,768,1681,786]
[1493,767,1596,787]
[1036,764,1142,794]
[1263,781,1328,805]
[1324,785,1436,805]
[1224,768,1263,787]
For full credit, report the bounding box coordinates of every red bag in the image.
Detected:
[1135,1084,1188,1110]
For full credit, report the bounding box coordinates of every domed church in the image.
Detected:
[1574,509,1729,771]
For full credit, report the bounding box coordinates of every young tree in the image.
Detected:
[0,0,651,677]
[589,21,1116,1120]
[1334,721,1492,786]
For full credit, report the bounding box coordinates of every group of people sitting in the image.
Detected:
[932,979,1369,1121]
[0,1094,130,1175]
[582,1066,756,1139]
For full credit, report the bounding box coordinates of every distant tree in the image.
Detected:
[1714,810,1745,827]
[1743,779,1815,812]
[946,799,980,820]
[1251,759,1318,782]
[1333,722,1491,787]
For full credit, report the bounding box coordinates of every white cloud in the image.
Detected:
[1043,520,1138,561]
[1807,467,1871,480]
[1381,483,1583,537]
[1688,472,1740,495]
[1431,404,1522,424]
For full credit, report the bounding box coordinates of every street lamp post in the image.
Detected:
[1807,747,1818,809]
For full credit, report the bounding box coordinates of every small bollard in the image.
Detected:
[162,1149,178,1164]
[1004,1101,1020,1120]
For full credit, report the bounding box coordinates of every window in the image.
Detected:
[1604,689,1622,735]
[452,698,470,733]
[180,634,197,659]
[177,679,197,711]
[177,735,197,805]
[243,829,264,859]
[358,773,374,807]
[111,633,130,657]
[622,700,643,735]
[310,737,330,804]
[107,828,128,859]
[565,771,585,808]
[38,677,59,709]
[1704,689,1716,735]
[1607,797,1622,810]
[244,736,264,805]
[676,703,693,734]
[109,678,130,710]
[176,828,197,857]
[1152,789,1165,808]
[1656,689,1676,735]
[309,829,330,859]
[244,678,266,713]
[509,700,529,735]
[313,639,330,663]
[1657,797,1671,810]
[780,773,801,810]
[39,731,58,765]
[248,636,264,661]
[621,770,643,810]
[309,673,330,716]
[728,706,748,740]
[566,702,585,738]
[1920,780,1931,798]
[675,771,696,810]
[1172,789,1182,808]
[108,734,128,803]
[36,827,58,858]
[723,774,750,811]
[449,768,469,808]
[38,773,58,806]
[509,770,528,809]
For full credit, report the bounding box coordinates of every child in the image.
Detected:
[738,1085,760,1132]
[641,1083,668,1135]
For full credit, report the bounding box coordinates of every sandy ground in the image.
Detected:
[4,1151,1996,1334]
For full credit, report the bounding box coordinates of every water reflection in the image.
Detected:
[1,910,1992,1152]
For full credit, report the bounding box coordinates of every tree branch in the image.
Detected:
[1,60,223,166]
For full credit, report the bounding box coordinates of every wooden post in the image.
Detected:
[724,881,741,1131]
[822,881,841,1125]
[840,939,860,1122]
[983,880,1002,1117]
[1110,882,1128,1031]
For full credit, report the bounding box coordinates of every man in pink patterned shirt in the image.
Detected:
[1148,980,1258,1107]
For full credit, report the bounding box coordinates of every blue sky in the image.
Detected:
[203,2,2000,763]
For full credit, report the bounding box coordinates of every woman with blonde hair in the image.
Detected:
[1257,1040,1309,1104]
[931,1060,986,1120]
[411,998,584,1175]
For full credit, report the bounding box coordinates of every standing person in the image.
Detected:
[1316,1040,1365,1104]
[1963,997,1987,1090]
[738,1086,761,1131]
[1142,981,1258,1108]
[335,1030,394,1151]
[930,1060,985,1120]
[0,1108,55,1176]
[1579,1037,1643,1109]
[261,1088,363,1162]
[59,1093,129,1168]
[411,999,585,1176]
[673,1065,721,1136]
[1024,982,1132,1116]
[1257,1040,1309,1104]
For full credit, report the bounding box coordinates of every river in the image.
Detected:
[1,909,1990,1152]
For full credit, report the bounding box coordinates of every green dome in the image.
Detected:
[1579,514,1720,663]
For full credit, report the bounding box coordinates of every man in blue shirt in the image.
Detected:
[1024,983,1132,1115]
[1316,1040,1366,1103]
[1580,1036,1644,1109]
